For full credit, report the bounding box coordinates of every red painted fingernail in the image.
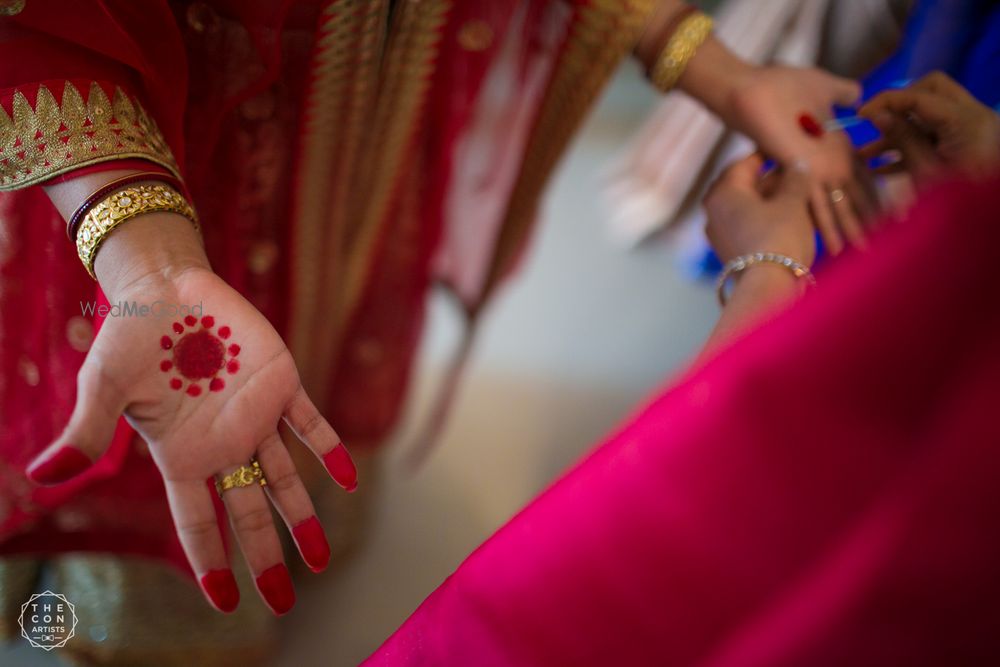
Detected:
[255,563,295,616]
[798,112,824,138]
[26,446,92,485]
[292,516,331,573]
[200,569,239,613]
[323,443,358,492]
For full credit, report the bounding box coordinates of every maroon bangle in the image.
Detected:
[67,171,183,242]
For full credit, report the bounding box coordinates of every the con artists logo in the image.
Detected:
[19,591,78,651]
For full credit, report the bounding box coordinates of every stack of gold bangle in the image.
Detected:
[649,11,714,92]
[76,182,199,278]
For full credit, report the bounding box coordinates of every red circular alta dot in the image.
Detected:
[160,336,173,350]
[170,378,183,390]
[172,330,226,379]
[160,360,173,372]
[202,315,215,328]
[209,377,225,392]
[172,322,184,334]
[186,384,202,397]
[184,315,198,326]
[226,359,240,374]
[218,326,231,340]
[228,344,240,357]
[798,113,824,138]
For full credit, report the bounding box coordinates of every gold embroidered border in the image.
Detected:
[289,0,450,407]
[288,0,390,403]
[479,0,656,302]
[0,81,180,191]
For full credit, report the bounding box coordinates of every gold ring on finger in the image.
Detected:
[829,188,846,204]
[215,459,268,495]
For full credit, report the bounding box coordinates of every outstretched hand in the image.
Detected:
[26,212,356,616]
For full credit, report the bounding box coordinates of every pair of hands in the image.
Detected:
[706,71,1000,277]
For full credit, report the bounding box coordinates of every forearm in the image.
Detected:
[634,3,755,119]
[44,171,209,300]
[700,264,800,358]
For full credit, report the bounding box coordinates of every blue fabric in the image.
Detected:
[692,0,1000,278]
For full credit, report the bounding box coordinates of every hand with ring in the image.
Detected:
[25,208,358,617]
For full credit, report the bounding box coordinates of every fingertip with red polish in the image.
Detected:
[322,443,358,492]
[255,563,295,616]
[292,516,331,573]
[200,569,240,613]
[26,445,92,485]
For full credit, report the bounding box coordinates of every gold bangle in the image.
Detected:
[650,11,714,93]
[76,182,199,279]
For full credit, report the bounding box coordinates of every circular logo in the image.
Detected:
[19,591,77,651]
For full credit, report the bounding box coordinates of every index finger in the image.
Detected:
[860,89,954,128]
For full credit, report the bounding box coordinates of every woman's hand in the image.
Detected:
[704,153,816,267]
[674,36,874,255]
[25,210,357,617]
[859,71,1000,182]
[700,152,817,352]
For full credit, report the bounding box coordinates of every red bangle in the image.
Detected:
[67,171,183,242]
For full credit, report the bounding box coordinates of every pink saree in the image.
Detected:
[365,173,1000,666]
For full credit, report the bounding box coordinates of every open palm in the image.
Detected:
[26,267,356,616]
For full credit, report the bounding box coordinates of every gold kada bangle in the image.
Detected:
[650,11,714,92]
[76,182,199,279]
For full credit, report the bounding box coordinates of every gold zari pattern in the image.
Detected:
[0,81,180,191]
[215,460,268,495]
[76,183,198,278]
[650,11,713,92]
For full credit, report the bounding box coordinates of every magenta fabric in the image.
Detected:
[364,173,1000,667]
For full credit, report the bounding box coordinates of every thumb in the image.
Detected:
[26,359,125,485]
[719,152,768,191]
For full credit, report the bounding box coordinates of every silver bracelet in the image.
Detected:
[716,252,816,306]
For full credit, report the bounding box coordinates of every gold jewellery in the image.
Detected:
[215,460,268,496]
[76,182,199,278]
[650,11,714,92]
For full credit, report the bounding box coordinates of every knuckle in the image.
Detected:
[299,412,328,442]
[176,518,218,541]
[265,468,300,495]
[233,506,274,535]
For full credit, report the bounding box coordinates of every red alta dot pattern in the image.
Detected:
[173,330,225,379]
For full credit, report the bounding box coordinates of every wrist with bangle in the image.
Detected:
[637,3,714,93]
[716,252,816,306]
[67,171,200,279]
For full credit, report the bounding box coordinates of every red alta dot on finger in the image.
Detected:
[226,359,240,374]
[184,315,197,326]
[160,336,173,350]
[218,326,231,340]
[201,315,215,328]
[160,360,173,372]
[209,377,225,392]
[798,112,824,138]
[170,378,183,390]
[172,322,184,334]
[228,344,240,357]
[186,384,202,397]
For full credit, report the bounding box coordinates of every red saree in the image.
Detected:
[364,173,1000,666]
